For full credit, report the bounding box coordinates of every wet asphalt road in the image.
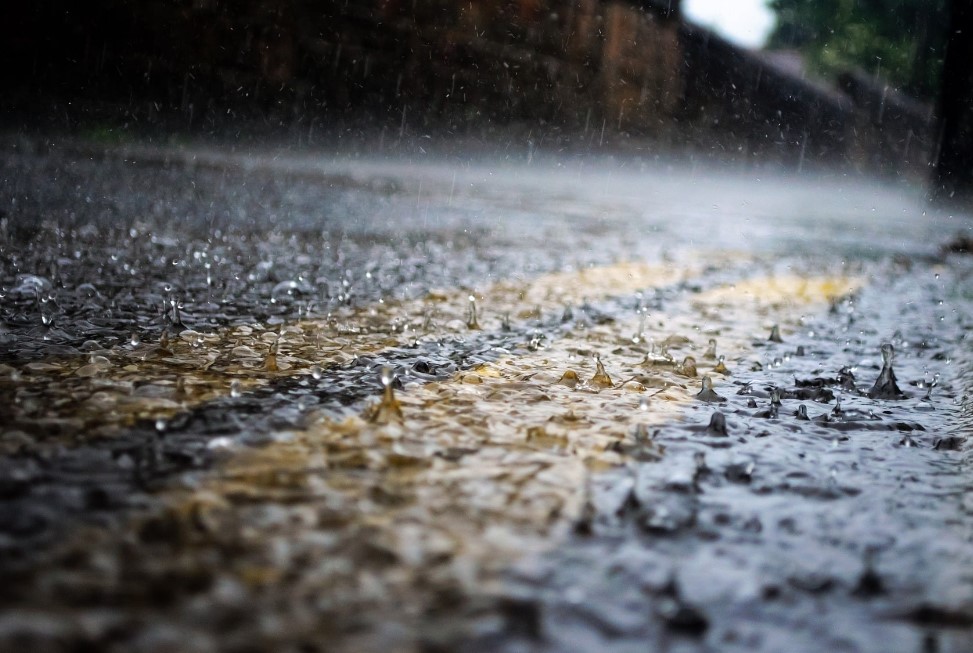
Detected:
[1,137,972,653]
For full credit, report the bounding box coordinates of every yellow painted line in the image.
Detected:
[121,267,861,645]
[0,259,717,446]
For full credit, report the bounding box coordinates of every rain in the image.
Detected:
[2,2,973,652]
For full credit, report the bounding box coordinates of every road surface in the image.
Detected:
[1,138,972,653]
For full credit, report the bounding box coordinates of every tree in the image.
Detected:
[767,0,949,102]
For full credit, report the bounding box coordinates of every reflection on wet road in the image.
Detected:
[1,140,972,653]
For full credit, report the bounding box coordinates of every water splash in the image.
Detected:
[696,375,726,403]
[588,354,613,389]
[768,324,783,343]
[264,340,280,372]
[706,412,729,436]
[368,366,404,424]
[678,356,698,378]
[466,294,481,330]
[867,343,906,399]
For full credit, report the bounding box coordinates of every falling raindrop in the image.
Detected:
[466,294,481,330]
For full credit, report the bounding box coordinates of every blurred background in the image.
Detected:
[1,0,970,203]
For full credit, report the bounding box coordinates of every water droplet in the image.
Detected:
[768,324,783,343]
[264,340,280,372]
[795,404,810,420]
[679,356,698,378]
[707,412,728,435]
[588,354,613,389]
[466,294,481,330]
[633,308,648,344]
[556,370,580,388]
[369,366,404,424]
[638,396,650,411]
[696,375,726,403]
[155,419,167,433]
[713,355,730,375]
[230,380,242,398]
[158,329,172,355]
[129,331,140,347]
[704,338,717,359]
[310,365,323,380]
[867,343,905,400]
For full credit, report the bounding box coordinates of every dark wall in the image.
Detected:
[0,0,936,176]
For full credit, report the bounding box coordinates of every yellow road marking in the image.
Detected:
[1,259,711,446]
[127,266,860,651]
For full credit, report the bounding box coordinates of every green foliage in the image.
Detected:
[767,0,949,101]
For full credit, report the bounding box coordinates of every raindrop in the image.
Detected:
[588,354,613,389]
[638,396,650,411]
[679,356,698,378]
[703,338,717,359]
[310,365,323,380]
[706,412,728,436]
[696,376,726,403]
[633,308,648,344]
[768,324,783,343]
[129,331,140,347]
[832,394,845,419]
[155,418,167,433]
[466,294,481,330]
[369,366,404,424]
[230,380,242,398]
[867,343,905,399]
[264,339,280,372]
[158,329,173,355]
[557,370,580,388]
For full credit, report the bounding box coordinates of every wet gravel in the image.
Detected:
[1,137,972,652]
